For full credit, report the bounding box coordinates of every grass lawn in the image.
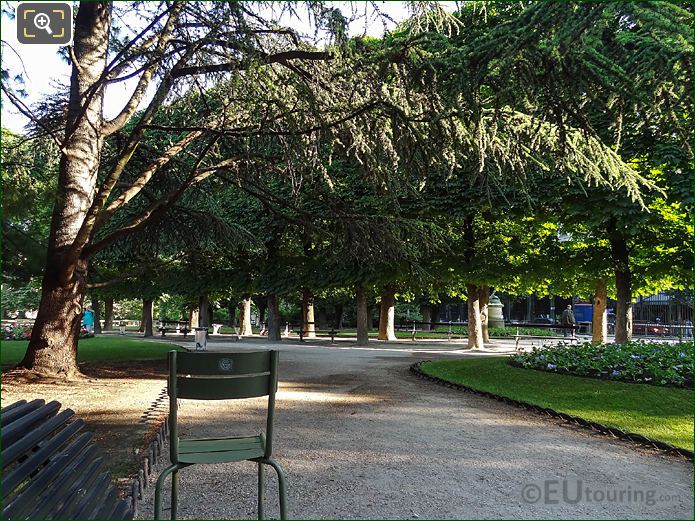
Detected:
[1,336,181,367]
[421,357,694,451]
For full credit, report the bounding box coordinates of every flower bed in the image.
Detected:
[2,325,95,341]
[510,340,693,388]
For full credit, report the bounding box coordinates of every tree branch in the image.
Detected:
[102,4,183,135]
[171,50,333,78]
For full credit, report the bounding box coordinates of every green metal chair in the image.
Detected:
[154,350,287,520]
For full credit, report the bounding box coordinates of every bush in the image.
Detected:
[510,340,693,388]
[431,325,554,337]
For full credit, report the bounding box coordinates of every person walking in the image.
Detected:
[82,306,95,334]
[560,304,576,337]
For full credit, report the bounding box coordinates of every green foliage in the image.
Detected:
[511,341,693,388]
[1,278,41,315]
[421,357,693,450]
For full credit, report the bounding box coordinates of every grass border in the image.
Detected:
[410,360,693,460]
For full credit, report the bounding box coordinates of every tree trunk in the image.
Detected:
[301,288,316,338]
[142,299,154,337]
[188,307,199,330]
[467,284,484,349]
[104,297,114,330]
[198,295,209,327]
[420,305,432,331]
[138,303,145,333]
[91,298,102,334]
[20,3,111,377]
[479,286,490,343]
[317,308,328,329]
[430,303,440,330]
[610,231,633,343]
[356,286,369,346]
[592,278,608,344]
[267,294,281,341]
[227,302,236,327]
[257,298,267,326]
[239,296,253,336]
[334,302,344,330]
[378,285,397,341]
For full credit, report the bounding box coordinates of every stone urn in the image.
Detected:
[488,294,505,328]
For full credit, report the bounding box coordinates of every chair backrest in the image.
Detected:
[167,350,280,460]
[169,350,278,400]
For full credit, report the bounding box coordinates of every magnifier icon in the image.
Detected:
[33,13,53,35]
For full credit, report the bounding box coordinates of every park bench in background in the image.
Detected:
[157,320,190,338]
[511,323,579,350]
[1,399,132,520]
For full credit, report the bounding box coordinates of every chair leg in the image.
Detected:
[171,467,179,519]
[155,464,178,520]
[258,462,266,520]
[263,459,288,520]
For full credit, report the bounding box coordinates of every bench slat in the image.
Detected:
[0,399,28,415]
[3,436,95,519]
[1,398,45,427]
[47,457,105,519]
[1,401,61,447]
[2,409,75,466]
[1,419,85,496]
[55,465,110,520]
[1,399,131,520]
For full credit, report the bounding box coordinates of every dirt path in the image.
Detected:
[138,340,693,519]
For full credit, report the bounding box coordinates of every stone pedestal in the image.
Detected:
[488,295,505,328]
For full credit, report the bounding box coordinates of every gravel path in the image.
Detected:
[138,339,693,519]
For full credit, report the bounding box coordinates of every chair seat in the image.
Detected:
[177,435,265,464]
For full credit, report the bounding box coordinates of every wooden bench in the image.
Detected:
[1,399,132,520]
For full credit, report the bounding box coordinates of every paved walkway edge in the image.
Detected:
[410,360,693,460]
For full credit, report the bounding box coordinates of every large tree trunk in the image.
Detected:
[610,231,633,343]
[198,295,209,327]
[356,286,369,346]
[479,286,490,343]
[467,284,484,349]
[188,306,199,330]
[239,296,253,336]
[142,299,154,337]
[378,285,397,341]
[430,303,441,330]
[20,4,111,377]
[592,278,608,344]
[420,304,432,331]
[104,297,114,330]
[301,288,316,338]
[267,294,281,341]
[227,302,236,327]
[92,298,102,334]
[334,302,344,330]
[256,297,267,326]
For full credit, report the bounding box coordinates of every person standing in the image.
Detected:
[82,306,95,334]
[560,304,576,337]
